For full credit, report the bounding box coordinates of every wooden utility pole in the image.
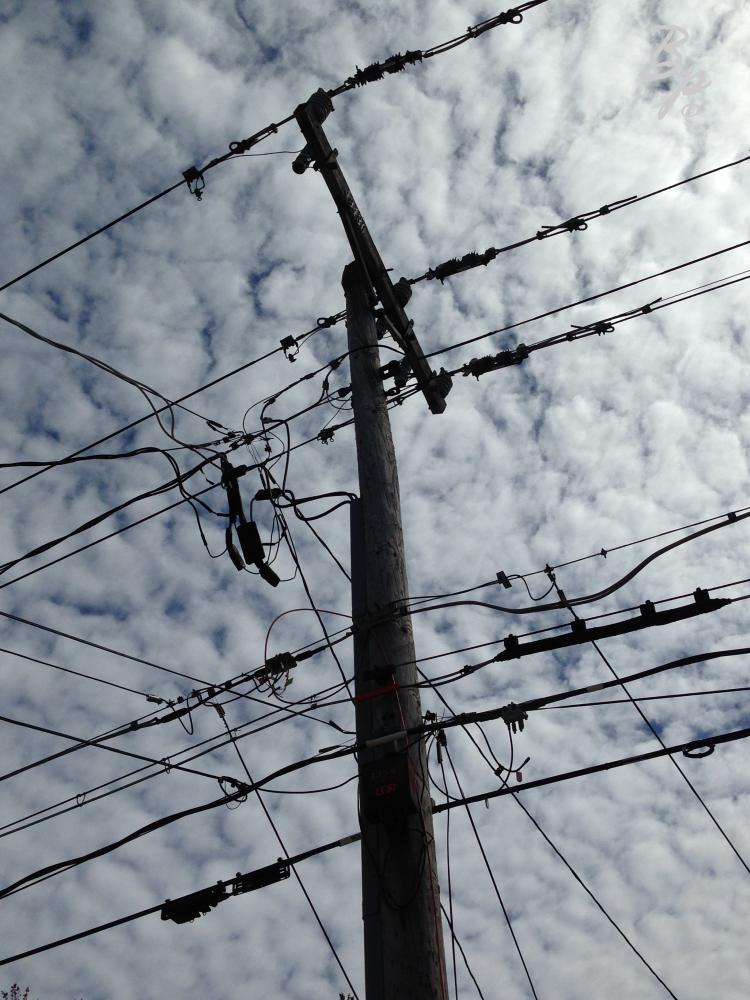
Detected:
[344,260,448,1000]
[292,88,451,998]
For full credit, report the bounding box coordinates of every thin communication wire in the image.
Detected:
[428,682,679,998]
[540,686,750,708]
[215,706,361,999]
[0,711,231,787]
[405,506,750,602]
[512,797,680,1000]
[0,644,159,701]
[443,744,539,999]
[440,904,486,1000]
[590,637,750,879]
[440,754,460,1000]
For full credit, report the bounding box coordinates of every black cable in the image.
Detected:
[540,685,750,708]
[400,509,750,620]
[425,677,680,999]
[408,153,750,284]
[0,686,353,843]
[443,744,539,1000]
[0,712,232,787]
[439,902,487,1000]
[0,831,361,968]
[0,609,205,685]
[215,706,360,999]
[432,724,750,816]
[512,796,680,999]
[426,235,750,359]
[0,180,184,294]
[0,449,219,577]
[440,754,460,1000]
[0,313,336,500]
[0,644,160,701]
[278,511,354,697]
[591,638,750,879]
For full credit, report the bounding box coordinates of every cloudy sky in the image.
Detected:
[1,0,749,997]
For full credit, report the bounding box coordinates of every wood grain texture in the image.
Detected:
[344,260,448,1000]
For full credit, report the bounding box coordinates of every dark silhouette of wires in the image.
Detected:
[512,797,680,999]
[216,705,360,999]
[426,679,679,998]
[425,235,750,359]
[408,153,750,285]
[0,312,338,499]
[442,743,539,999]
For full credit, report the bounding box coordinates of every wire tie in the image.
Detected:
[683,743,715,759]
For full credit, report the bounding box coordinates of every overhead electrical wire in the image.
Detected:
[442,742,540,999]
[541,685,750,709]
[0,644,161,701]
[1,0,552,294]
[444,268,750,379]
[0,711,236,788]
[407,153,750,285]
[395,508,750,621]
[424,676,680,998]
[424,235,750,359]
[216,705,361,999]
[5,705,750,902]
[589,635,750,878]
[0,831,362,968]
[511,796,680,1000]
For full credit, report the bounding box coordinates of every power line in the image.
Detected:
[0,710,237,788]
[398,509,750,620]
[0,312,339,499]
[540,685,750,709]
[407,153,750,285]
[0,644,162,701]
[424,676,678,997]
[0,831,361,968]
[425,236,750,359]
[512,796,680,1000]
[1,1,554,295]
[442,742,539,1000]
[591,638,750,878]
[216,705,361,999]
[432,723,750,816]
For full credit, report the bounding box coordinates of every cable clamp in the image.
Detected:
[467,8,522,36]
[379,358,412,388]
[182,166,205,201]
[683,743,715,759]
[496,570,513,589]
[318,427,336,444]
[499,702,528,733]
[280,335,299,362]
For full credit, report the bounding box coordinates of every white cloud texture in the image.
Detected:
[1,0,750,997]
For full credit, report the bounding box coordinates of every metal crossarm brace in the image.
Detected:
[294,90,450,414]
